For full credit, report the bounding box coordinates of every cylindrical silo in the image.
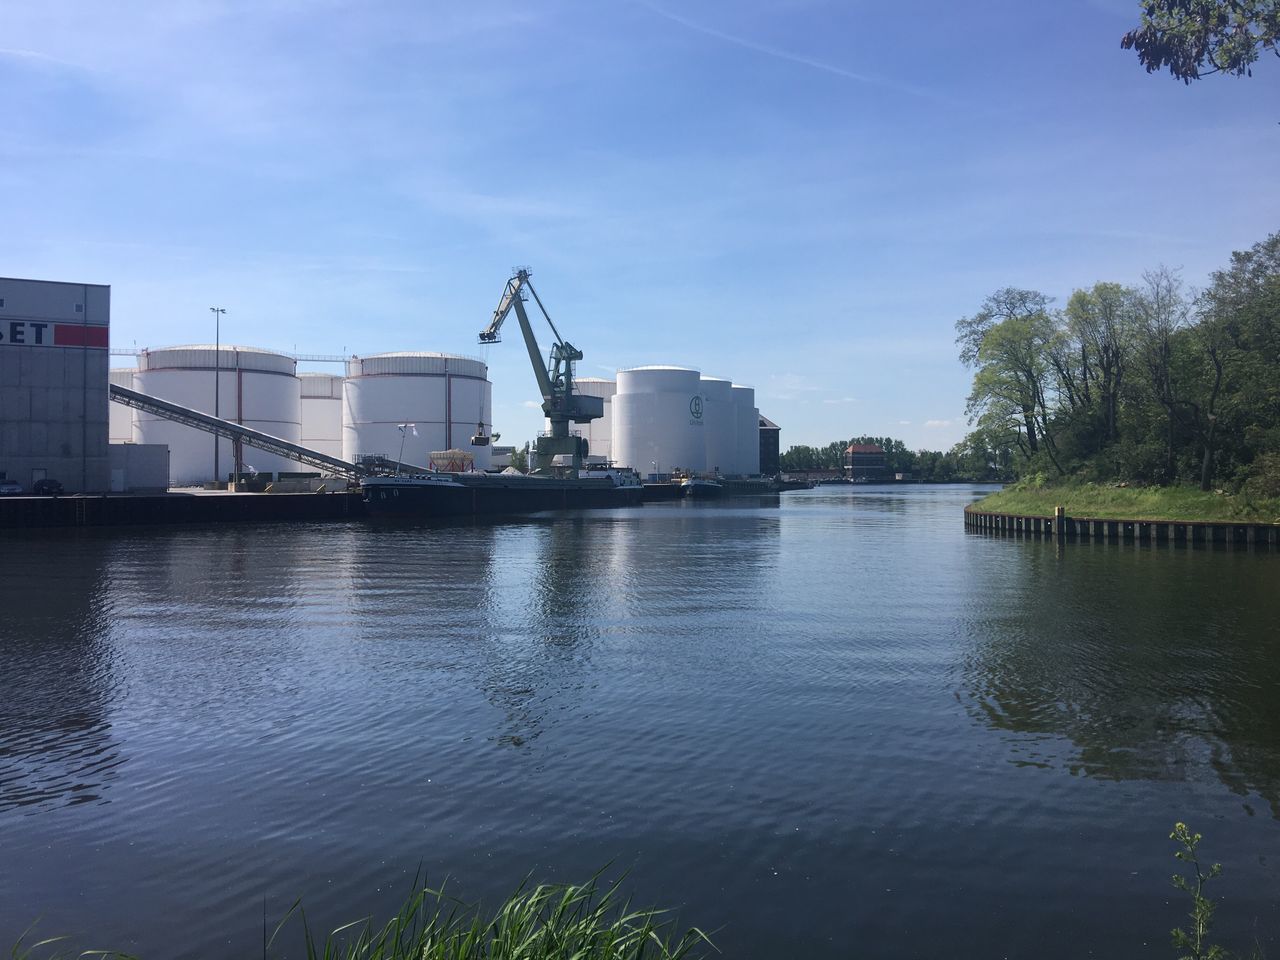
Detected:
[109,368,136,444]
[574,378,616,464]
[133,346,302,484]
[612,366,705,477]
[699,376,736,476]
[299,372,344,462]
[732,384,760,476]
[342,352,492,471]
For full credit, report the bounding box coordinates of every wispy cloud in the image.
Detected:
[0,47,86,71]
[924,419,953,429]
[631,0,945,101]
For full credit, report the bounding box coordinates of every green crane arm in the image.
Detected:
[479,269,554,404]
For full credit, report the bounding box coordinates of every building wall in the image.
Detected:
[700,377,736,475]
[108,443,169,492]
[0,277,110,493]
[759,426,780,476]
[109,368,136,443]
[572,378,616,464]
[845,446,887,479]
[299,372,344,461]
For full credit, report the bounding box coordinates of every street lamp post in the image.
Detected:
[209,307,226,483]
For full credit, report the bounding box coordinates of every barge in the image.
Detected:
[362,468,643,518]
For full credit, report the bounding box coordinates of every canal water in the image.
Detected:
[2,485,1279,959]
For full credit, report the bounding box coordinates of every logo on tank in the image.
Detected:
[689,395,703,421]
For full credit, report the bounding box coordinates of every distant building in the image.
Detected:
[758,414,780,476]
[490,445,516,469]
[844,443,886,480]
[1,277,110,493]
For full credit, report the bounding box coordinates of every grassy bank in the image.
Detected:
[14,877,711,960]
[972,480,1280,523]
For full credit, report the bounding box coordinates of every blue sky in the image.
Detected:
[3,0,1277,452]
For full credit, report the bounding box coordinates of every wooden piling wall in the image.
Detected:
[963,506,1280,549]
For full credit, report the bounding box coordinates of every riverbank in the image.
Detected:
[972,481,1280,523]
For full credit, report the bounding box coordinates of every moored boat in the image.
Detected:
[362,467,643,518]
[680,477,725,499]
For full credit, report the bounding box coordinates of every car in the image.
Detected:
[0,479,23,495]
[32,478,63,496]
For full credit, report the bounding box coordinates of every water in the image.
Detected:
[2,485,1279,958]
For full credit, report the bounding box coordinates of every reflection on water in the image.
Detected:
[1,490,1278,960]
[0,538,122,811]
[960,541,1280,811]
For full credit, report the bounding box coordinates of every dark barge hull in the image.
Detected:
[363,475,643,517]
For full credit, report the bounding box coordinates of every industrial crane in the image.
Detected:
[479,267,603,474]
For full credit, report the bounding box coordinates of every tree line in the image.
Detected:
[955,229,1280,495]
[779,435,1014,482]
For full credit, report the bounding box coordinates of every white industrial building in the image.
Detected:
[109,367,136,444]
[342,352,493,471]
[699,376,736,475]
[299,372,343,460]
[0,277,111,493]
[732,383,761,475]
[607,365,761,479]
[133,345,302,485]
[612,366,707,477]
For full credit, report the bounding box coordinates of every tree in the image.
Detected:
[957,290,1063,471]
[1133,267,1193,481]
[953,230,1280,491]
[1122,0,1280,82]
[1065,282,1139,447]
[510,441,530,472]
[1192,230,1280,488]
[780,444,821,472]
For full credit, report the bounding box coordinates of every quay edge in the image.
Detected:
[0,491,366,530]
[964,505,1280,548]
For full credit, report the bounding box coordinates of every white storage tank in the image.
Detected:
[699,376,736,476]
[732,384,760,476]
[343,352,492,471]
[109,368,136,444]
[133,345,302,484]
[551,378,617,464]
[299,372,344,461]
[612,365,706,477]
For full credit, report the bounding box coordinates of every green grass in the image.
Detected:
[971,480,1280,523]
[12,877,712,960]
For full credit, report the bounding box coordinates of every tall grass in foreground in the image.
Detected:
[12,877,712,960]
[271,876,712,960]
[10,931,135,960]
